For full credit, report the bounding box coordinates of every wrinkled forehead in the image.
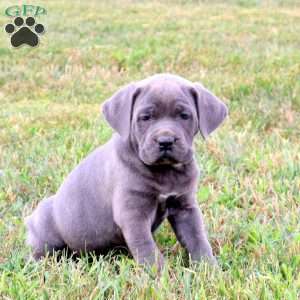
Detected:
[135,80,192,110]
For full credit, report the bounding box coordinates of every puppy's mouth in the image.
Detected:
[138,139,194,166]
[155,150,178,165]
[140,148,190,166]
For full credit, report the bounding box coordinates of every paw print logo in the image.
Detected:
[5,16,45,47]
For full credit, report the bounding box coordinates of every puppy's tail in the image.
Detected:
[24,196,65,260]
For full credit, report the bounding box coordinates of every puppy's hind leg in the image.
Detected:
[25,196,65,260]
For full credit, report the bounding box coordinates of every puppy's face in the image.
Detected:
[102,74,228,167]
[131,83,197,166]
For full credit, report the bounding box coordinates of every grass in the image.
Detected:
[0,0,300,298]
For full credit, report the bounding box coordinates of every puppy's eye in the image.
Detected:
[180,112,190,120]
[139,114,151,121]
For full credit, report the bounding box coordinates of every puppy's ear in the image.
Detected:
[102,83,140,139]
[192,83,228,139]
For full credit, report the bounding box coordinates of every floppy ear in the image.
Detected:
[102,83,140,139]
[192,83,228,139]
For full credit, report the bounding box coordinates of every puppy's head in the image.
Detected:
[102,74,228,166]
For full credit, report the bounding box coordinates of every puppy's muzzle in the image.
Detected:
[153,130,179,158]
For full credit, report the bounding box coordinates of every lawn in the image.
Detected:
[0,0,300,299]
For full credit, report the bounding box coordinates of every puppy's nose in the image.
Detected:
[157,136,175,151]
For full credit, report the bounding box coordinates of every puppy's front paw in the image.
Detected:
[191,254,219,269]
[208,255,218,266]
[190,250,218,266]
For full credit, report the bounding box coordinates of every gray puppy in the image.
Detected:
[25,74,228,268]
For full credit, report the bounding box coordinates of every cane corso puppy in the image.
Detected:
[25,74,228,268]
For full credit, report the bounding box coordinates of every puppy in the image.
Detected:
[25,74,228,268]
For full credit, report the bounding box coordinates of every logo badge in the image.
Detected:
[4,5,46,48]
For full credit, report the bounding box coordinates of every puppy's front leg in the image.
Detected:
[122,219,164,269]
[168,195,216,264]
[114,196,163,269]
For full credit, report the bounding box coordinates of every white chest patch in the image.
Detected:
[158,193,178,203]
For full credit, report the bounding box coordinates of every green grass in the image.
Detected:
[1,0,300,298]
